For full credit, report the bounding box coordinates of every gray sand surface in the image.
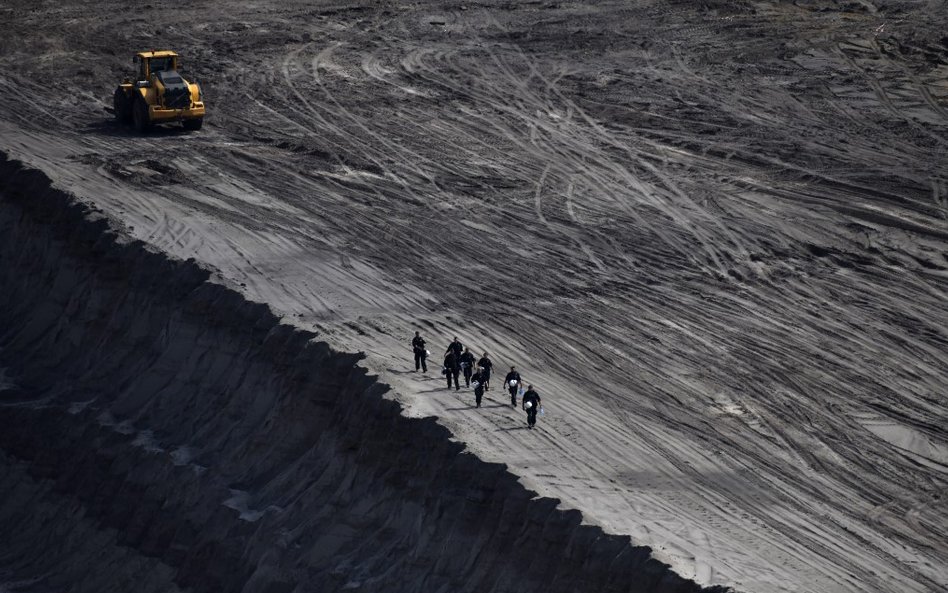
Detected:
[1,1,946,592]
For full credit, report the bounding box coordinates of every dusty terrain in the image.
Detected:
[1,1,947,592]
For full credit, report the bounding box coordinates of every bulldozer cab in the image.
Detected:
[135,51,178,82]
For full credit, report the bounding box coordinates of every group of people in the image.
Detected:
[411,332,543,429]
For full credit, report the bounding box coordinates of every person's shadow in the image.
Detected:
[417,387,450,394]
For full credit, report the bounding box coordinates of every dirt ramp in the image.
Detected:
[0,154,725,593]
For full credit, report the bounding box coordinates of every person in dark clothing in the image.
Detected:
[477,352,493,391]
[459,347,476,387]
[411,331,428,372]
[471,367,485,407]
[443,351,460,390]
[522,385,541,429]
[504,366,522,407]
[445,336,463,360]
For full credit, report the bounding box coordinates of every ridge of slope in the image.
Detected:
[0,153,728,593]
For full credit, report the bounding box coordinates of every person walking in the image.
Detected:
[522,385,541,429]
[471,366,485,407]
[504,366,522,407]
[411,331,428,373]
[459,347,476,387]
[443,350,461,390]
[445,336,463,361]
[477,352,493,391]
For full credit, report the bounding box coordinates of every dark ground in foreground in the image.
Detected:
[0,1,946,592]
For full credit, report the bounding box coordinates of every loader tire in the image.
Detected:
[132,98,152,133]
[182,117,203,131]
[113,88,132,124]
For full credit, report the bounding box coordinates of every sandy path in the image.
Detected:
[1,1,947,591]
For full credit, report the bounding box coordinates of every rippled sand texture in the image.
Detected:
[1,1,946,592]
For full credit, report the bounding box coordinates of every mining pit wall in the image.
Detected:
[0,153,724,593]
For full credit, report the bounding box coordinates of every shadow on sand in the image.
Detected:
[82,116,197,139]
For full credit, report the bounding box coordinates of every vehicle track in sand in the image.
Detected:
[0,0,947,592]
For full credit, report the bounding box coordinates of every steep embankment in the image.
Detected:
[0,153,724,593]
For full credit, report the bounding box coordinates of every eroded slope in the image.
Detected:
[0,156,718,592]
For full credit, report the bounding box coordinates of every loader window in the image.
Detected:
[149,56,175,75]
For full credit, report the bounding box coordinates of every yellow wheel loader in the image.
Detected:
[113,50,206,132]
